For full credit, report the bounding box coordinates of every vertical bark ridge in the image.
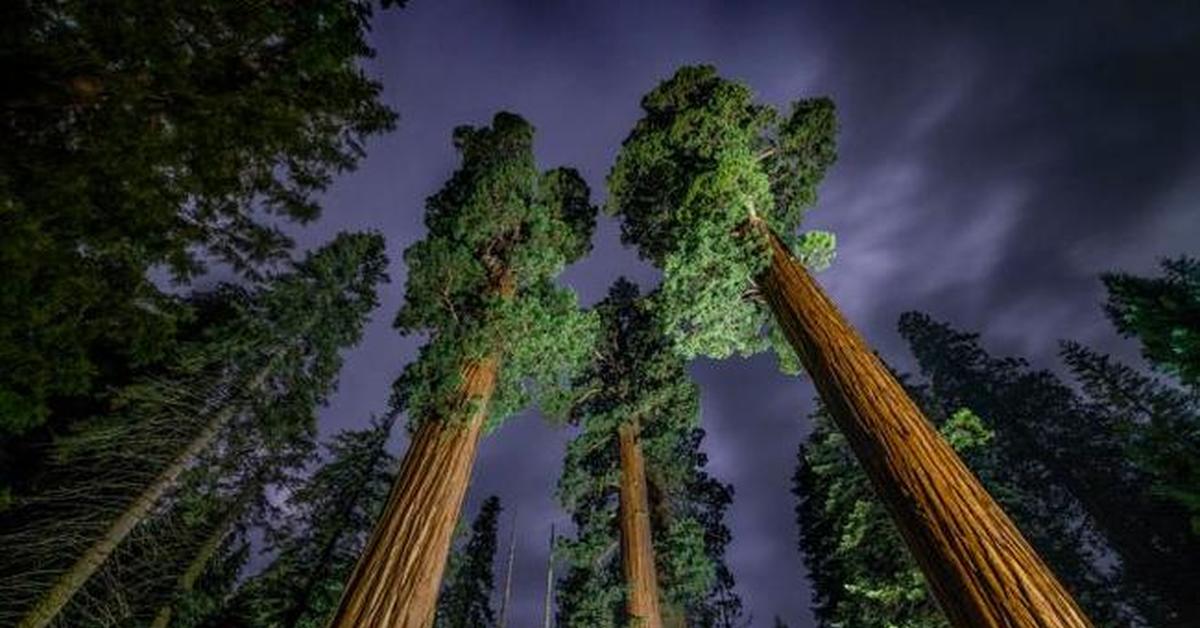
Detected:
[619,422,664,628]
[754,222,1091,628]
[329,357,496,628]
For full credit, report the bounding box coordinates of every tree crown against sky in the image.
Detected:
[393,111,599,430]
[606,64,838,364]
[1103,257,1200,387]
[0,0,400,434]
[557,280,739,625]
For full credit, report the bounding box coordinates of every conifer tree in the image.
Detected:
[227,414,399,628]
[899,312,1198,625]
[1,232,387,628]
[0,1,402,435]
[608,65,1088,626]
[1061,341,1200,536]
[1103,257,1200,386]
[437,496,502,628]
[330,112,597,627]
[558,280,737,627]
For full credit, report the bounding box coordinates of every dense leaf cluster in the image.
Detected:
[607,65,837,361]
[1103,257,1200,386]
[557,280,740,626]
[393,112,599,430]
[0,0,399,433]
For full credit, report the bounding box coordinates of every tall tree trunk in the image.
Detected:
[329,358,496,628]
[148,475,261,628]
[752,219,1091,628]
[17,370,268,628]
[498,510,518,628]
[543,523,556,628]
[618,422,664,628]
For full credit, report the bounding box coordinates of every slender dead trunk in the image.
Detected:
[497,510,518,628]
[752,220,1091,627]
[618,422,664,628]
[543,523,556,628]
[328,358,497,628]
[18,369,269,628]
[148,476,260,628]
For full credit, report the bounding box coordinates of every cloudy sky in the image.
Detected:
[291,1,1200,625]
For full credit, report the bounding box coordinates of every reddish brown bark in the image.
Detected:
[328,358,496,628]
[619,422,665,628]
[754,220,1091,627]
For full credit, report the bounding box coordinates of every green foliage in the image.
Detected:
[1103,257,1200,386]
[795,407,996,628]
[1061,341,1200,535]
[899,312,1197,626]
[0,233,387,626]
[393,112,598,431]
[0,0,399,434]
[557,281,740,626]
[607,65,838,361]
[437,496,502,628]
[657,518,716,608]
[226,414,398,628]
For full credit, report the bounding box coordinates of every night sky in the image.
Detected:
[287,2,1200,625]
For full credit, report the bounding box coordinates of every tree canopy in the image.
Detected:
[393,111,599,430]
[606,65,838,362]
[557,280,739,626]
[0,0,401,433]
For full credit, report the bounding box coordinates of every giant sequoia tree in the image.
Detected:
[0,233,387,628]
[607,65,1088,626]
[1103,257,1200,386]
[898,311,1200,625]
[557,280,737,627]
[0,0,401,435]
[330,112,597,627]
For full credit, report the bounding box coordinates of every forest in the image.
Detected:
[1,1,1197,627]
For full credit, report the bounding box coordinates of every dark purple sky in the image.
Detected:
[291,2,1200,625]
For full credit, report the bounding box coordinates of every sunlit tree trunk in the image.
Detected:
[17,369,269,628]
[752,219,1091,627]
[329,358,496,628]
[618,422,664,628]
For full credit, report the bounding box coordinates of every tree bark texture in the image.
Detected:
[17,369,269,628]
[753,221,1091,628]
[618,422,664,628]
[328,357,496,628]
